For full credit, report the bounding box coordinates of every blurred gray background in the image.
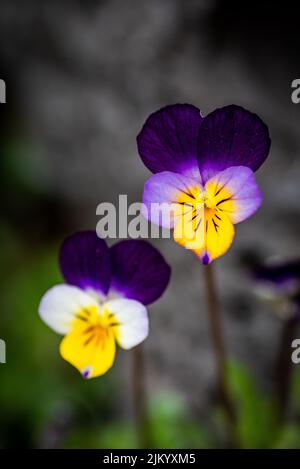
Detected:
[1,0,300,417]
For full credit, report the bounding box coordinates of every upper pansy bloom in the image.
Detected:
[137,104,271,264]
[38,232,170,379]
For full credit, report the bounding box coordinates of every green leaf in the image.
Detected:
[226,360,277,448]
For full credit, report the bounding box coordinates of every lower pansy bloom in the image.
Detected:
[138,104,271,263]
[38,232,170,379]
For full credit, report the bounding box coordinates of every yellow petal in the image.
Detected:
[205,178,236,218]
[173,204,204,250]
[173,204,235,263]
[59,317,116,379]
[194,208,235,263]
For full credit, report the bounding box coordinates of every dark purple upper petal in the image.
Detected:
[137,104,203,178]
[254,260,300,286]
[110,240,171,305]
[197,105,271,183]
[60,231,111,295]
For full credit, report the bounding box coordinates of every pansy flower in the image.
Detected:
[253,259,300,318]
[38,232,170,379]
[137,104,271,264]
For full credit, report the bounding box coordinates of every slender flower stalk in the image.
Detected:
[274,311,299,422]
[132,345,149,448]
[203,264,235,424]
[253,259,300,422]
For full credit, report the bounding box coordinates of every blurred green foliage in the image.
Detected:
[226,360,276,448]
[226,360,300,449]
[64,392,213,449]
[147,393,213,449]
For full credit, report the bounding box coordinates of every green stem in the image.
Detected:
[203,263,235,425]
[132,344,149,448]
[274,311,298,422]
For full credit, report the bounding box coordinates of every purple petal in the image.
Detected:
[60,231,111,295]
[137,104,203,178]
[197,105,271,183]
[253,260,300,302]
[143,171,202,228]
[254,260,300,286]
[110,240,171,305]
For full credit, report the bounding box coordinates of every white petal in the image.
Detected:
[105,299,149,349]
[38,284,98,335]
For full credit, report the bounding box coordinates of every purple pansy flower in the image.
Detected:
[38,232,170,379]
[137,104,271,264]
[253,259,300,313]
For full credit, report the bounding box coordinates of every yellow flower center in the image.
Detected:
[201,192,216,210]
[174,180,236,262]
[74,305,119,345]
